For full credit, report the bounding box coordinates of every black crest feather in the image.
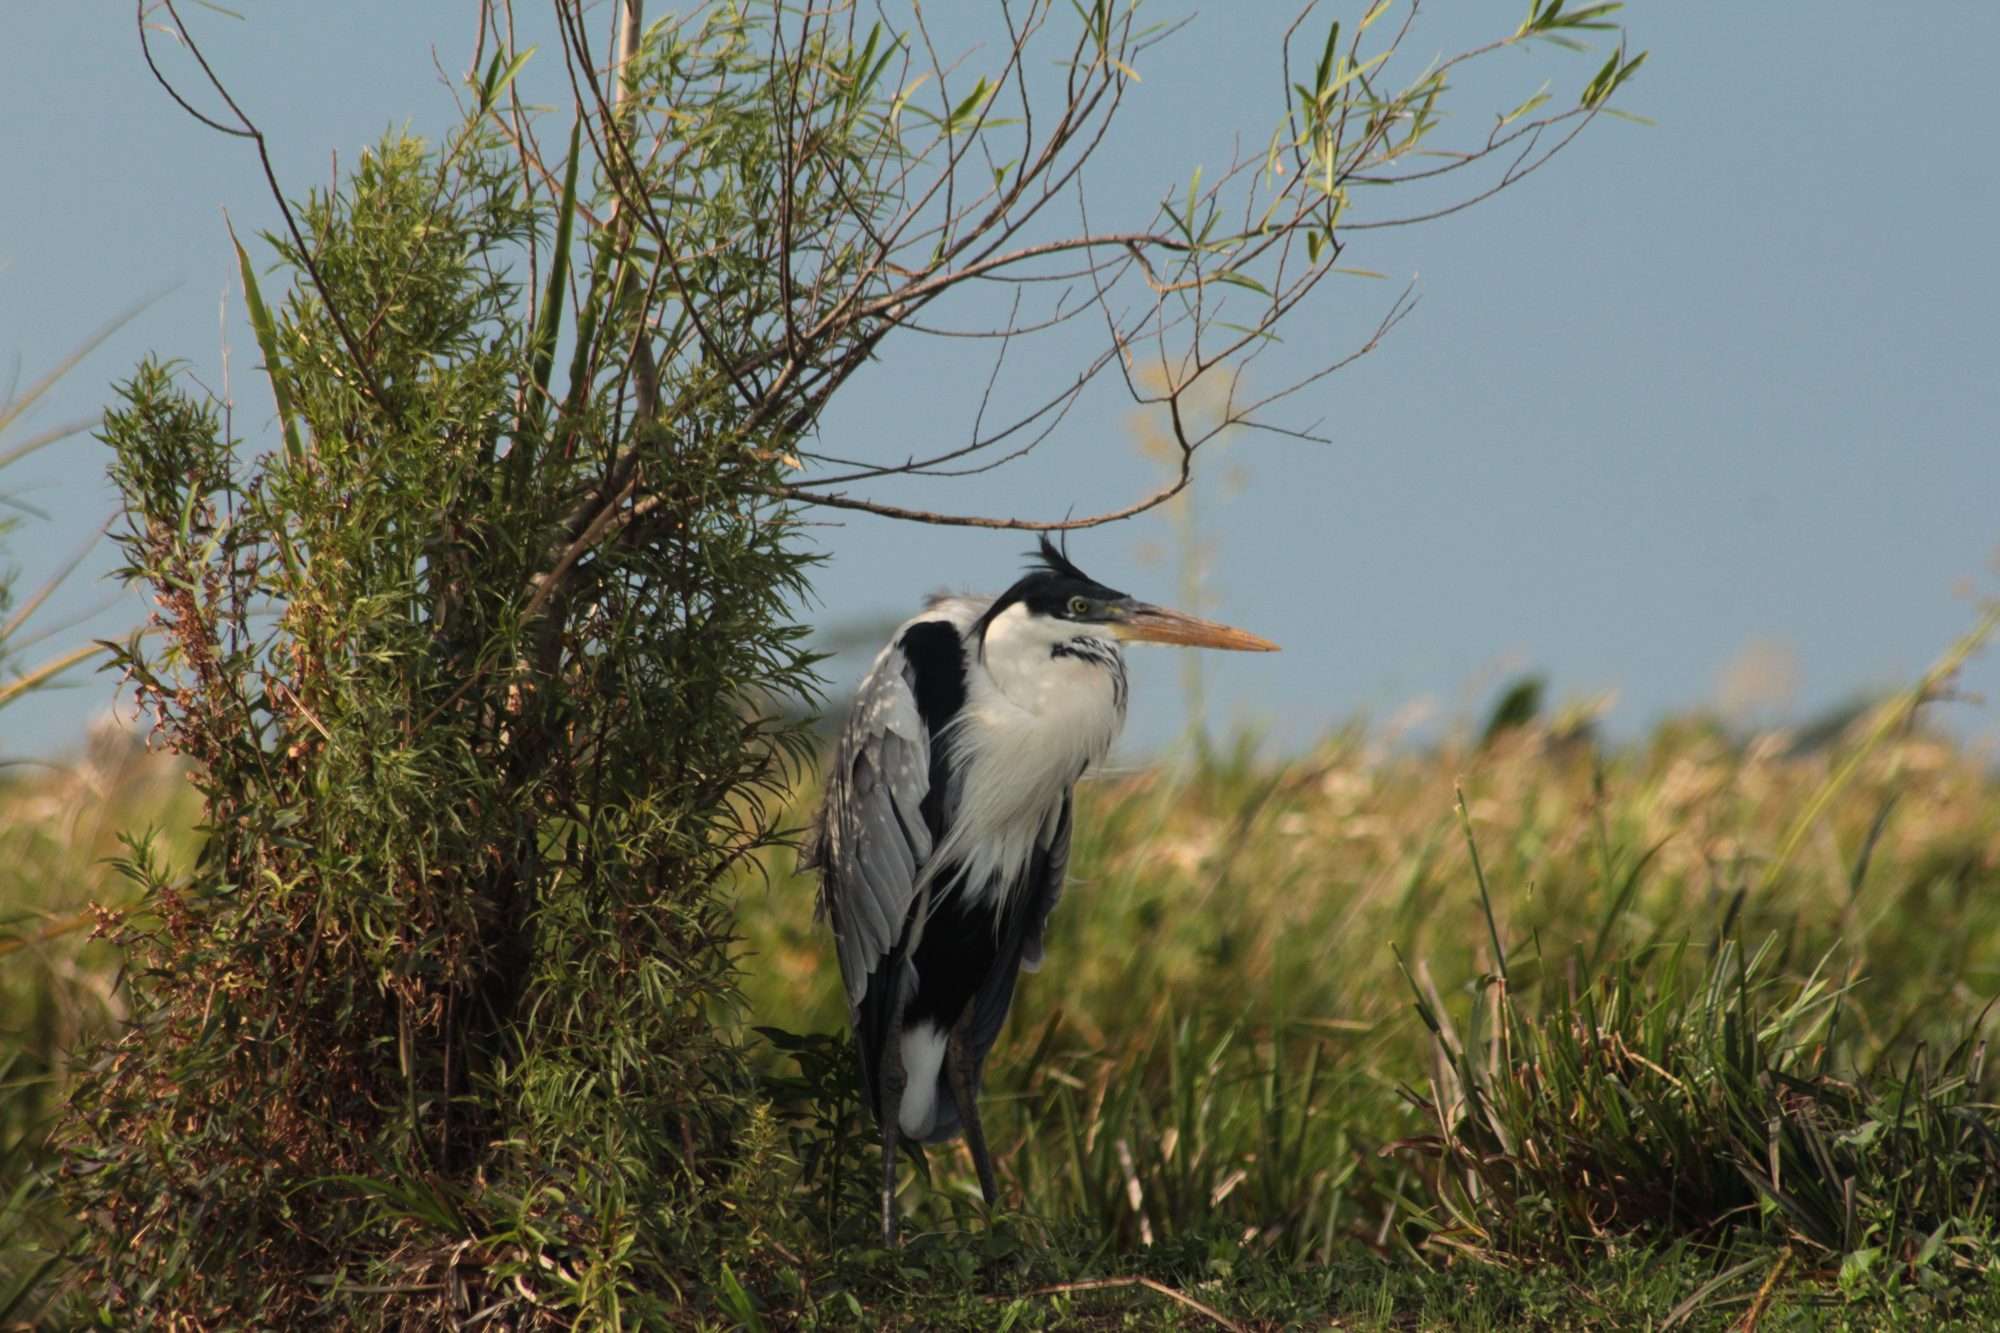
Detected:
[1029,531,1090,583]
[974,530,1123,644]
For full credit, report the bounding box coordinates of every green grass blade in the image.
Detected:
[230,223,302,467]
[0,641,104,709]
[527,120,582,440]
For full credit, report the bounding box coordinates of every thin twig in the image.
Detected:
[1732,1248,1791,1333]
[139,0,393,413]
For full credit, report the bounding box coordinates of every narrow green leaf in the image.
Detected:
[478,46,536,114]
[1263,124,1285,186]
[230,221,301,467]
[1608,49,1649,100]
[1500,83,1552,128]
[1211,270,1271,297]
[1315,21,1342,97]
[1555,2,1624,29]
[1456,787,1510,990]
[854,24,880,97]
[528,120,583,429]
[1597,105,1657,127]
[1581,48,1622,107]
[1917,1220,1951,1267]
[947,77,993,132]
[887,72,931,128]
[1328,49,1390,101]
[717,1264,767,1331]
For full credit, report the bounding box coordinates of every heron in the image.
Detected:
[810,535,1276,1244]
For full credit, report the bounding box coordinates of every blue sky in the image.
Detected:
[4,3,1996,761]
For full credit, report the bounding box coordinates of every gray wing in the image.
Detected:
[814,645,932,1010]
[812,598,986,1010]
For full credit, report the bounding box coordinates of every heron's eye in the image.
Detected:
[1067,596,1090,617]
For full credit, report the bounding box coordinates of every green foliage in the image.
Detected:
[61,95,819,1333]
[1404,873,2000,1273]
[0,743,196,1330]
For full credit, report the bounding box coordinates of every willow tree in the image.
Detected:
[63,0,1641,1323]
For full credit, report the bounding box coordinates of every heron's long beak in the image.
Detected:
[1110,602,1279,652]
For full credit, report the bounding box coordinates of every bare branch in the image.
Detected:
[512,0,1643,567]
[139,0,394,415]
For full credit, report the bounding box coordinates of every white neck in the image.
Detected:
[928,602,1127,907]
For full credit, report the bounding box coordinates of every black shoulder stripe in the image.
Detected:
[898,620,969,741]
[899,619,970,844]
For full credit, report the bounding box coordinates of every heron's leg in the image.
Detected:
[946,1013,999,1208]
[878,1030,906,1247]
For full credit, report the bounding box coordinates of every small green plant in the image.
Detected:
[754,1026,879,1249]
[64,123,824,1317]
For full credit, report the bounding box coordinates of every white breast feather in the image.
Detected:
[926,602,1124,913]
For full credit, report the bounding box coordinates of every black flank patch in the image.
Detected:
[905,871,1005,1033]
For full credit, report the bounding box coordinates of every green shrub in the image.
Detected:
[61,111,818,1333]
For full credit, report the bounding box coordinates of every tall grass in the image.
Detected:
[734,631,2000,1322]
